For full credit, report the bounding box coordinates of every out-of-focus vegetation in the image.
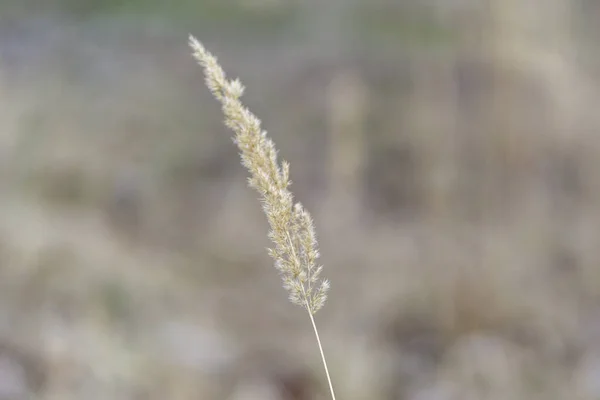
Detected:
[1,0,600,399]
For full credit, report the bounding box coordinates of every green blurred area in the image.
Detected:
[0,0,455,49]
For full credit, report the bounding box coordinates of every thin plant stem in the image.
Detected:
[307,309,336,400]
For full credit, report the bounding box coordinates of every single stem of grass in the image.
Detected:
[189,35,335,399]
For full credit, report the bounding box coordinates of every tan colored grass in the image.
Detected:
[189,35,335,400]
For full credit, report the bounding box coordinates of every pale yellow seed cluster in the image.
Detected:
[189,35,330,314]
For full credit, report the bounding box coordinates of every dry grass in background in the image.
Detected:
[1,1,600,399]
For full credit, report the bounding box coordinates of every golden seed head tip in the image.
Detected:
[190,37,329,313]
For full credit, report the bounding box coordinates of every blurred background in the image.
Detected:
[1,0,600,399]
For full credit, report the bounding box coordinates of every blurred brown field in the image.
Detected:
[1,1,600,399]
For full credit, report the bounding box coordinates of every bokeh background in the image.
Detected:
[1,0,600,399]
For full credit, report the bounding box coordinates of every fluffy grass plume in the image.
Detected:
[189,35,336,399]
